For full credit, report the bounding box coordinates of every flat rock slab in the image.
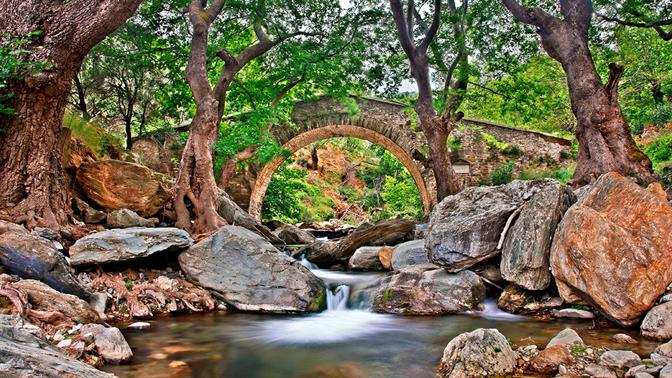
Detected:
[371,265,484,315]
[0,231,91,298]
[179,226,326,313]
[500,183,575,290]
[348,246,386,271]
[0,315,113,377]
[11,279,100,324]
[69,227,193,266]
[551,173,672,327]
[427,179,555,272]
[600,350,641,369]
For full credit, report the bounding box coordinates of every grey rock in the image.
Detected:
[436,328,517,378]
[89,292,108,320]
[74,197,107,224]
[81,324,133,364]
[391,240,429,270]
[642,302,672,340]
[348,247,385,271]
[0,220,29,235]
[427,179,555,272]
[547,328,583,348]
[127,322,150,330]
[0,231,91,298]
[274,224,315,245]
[371,265,485,315]
[178,226,326,313]
[660,364,672,378]
[600,350,642,369]
[0,315,113,377]
[652,353,672,366]
[500,183,575,290]
[634,373,654,378]
[585,364,617,378]
[217,191,282,244]
[106,208,157,228]
[69,227,193,266]
[656,340,672,358]
[554,308,595,319]
[660,294,672,303]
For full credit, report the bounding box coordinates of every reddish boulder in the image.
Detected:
[76,160,171,217]
[530,345,573,374]
[550,173,672,326]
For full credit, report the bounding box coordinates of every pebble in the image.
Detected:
[660,364,672,378]
[53,332,65,342]
[57,339,72,348]
[127,322,151,330]
[600,350,641,369]
[69,324,83,334]
[149,353,168,360]
[585,364,617,378]
[614,334,638,344]
[553,308,595,319]
[169,361,188,368]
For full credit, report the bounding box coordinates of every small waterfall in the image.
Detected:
[326,285,350,311]
[300,256,318,270]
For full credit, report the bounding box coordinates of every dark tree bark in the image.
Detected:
[176,0,293,234]
[501,0,656,186]
[311,146,319,171]
[0,0,142,229]
[390,0,462,201]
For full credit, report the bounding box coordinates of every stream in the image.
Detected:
[104,265,659,378]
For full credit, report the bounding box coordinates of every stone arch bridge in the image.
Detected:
[241,96,573,221]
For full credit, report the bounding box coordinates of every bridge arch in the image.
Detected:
[248,124,432,221]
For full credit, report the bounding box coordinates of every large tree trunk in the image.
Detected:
[0,0,142,230]
[174,97,225,233]
[0,79,72,228]
[501,0,656,186]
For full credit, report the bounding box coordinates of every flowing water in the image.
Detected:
[104,268,659,378]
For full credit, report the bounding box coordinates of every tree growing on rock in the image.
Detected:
[500,0,657,186]
[389,0,463,201]
[0,0,142,229]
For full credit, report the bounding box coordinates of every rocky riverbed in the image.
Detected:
[0,170,671,377]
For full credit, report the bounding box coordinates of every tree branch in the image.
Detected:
[418,0,442,52]
[390,0,416,55]
[500,0,558,28]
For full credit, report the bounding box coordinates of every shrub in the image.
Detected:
[490,161,515,185]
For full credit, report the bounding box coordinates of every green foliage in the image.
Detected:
[488,161,515,186]
[518,165,575,184]
[644,134,672,172]
[448,136,463,151]
[380,172,423,218]
[62,113,124,157]
[262,161,334,224]
[0,32,44,117]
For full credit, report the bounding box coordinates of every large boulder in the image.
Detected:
[391,239,429,270]
[69,227,193,266]
[0,315,113,377]
[274,224,315,245]
[641,302,672,340]
[371,265,485,315]
[178,226,326,313]
[76,160,171,217]
[437,328,517,378]
[500,183,575,290]
[427,180,554,272]
[11,279,100,324]
[348,247,386,271]
[0,231,91,298]
[217,191,281,244]
[550,173,672,326]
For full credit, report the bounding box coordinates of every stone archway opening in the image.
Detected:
[248,124,432,221]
